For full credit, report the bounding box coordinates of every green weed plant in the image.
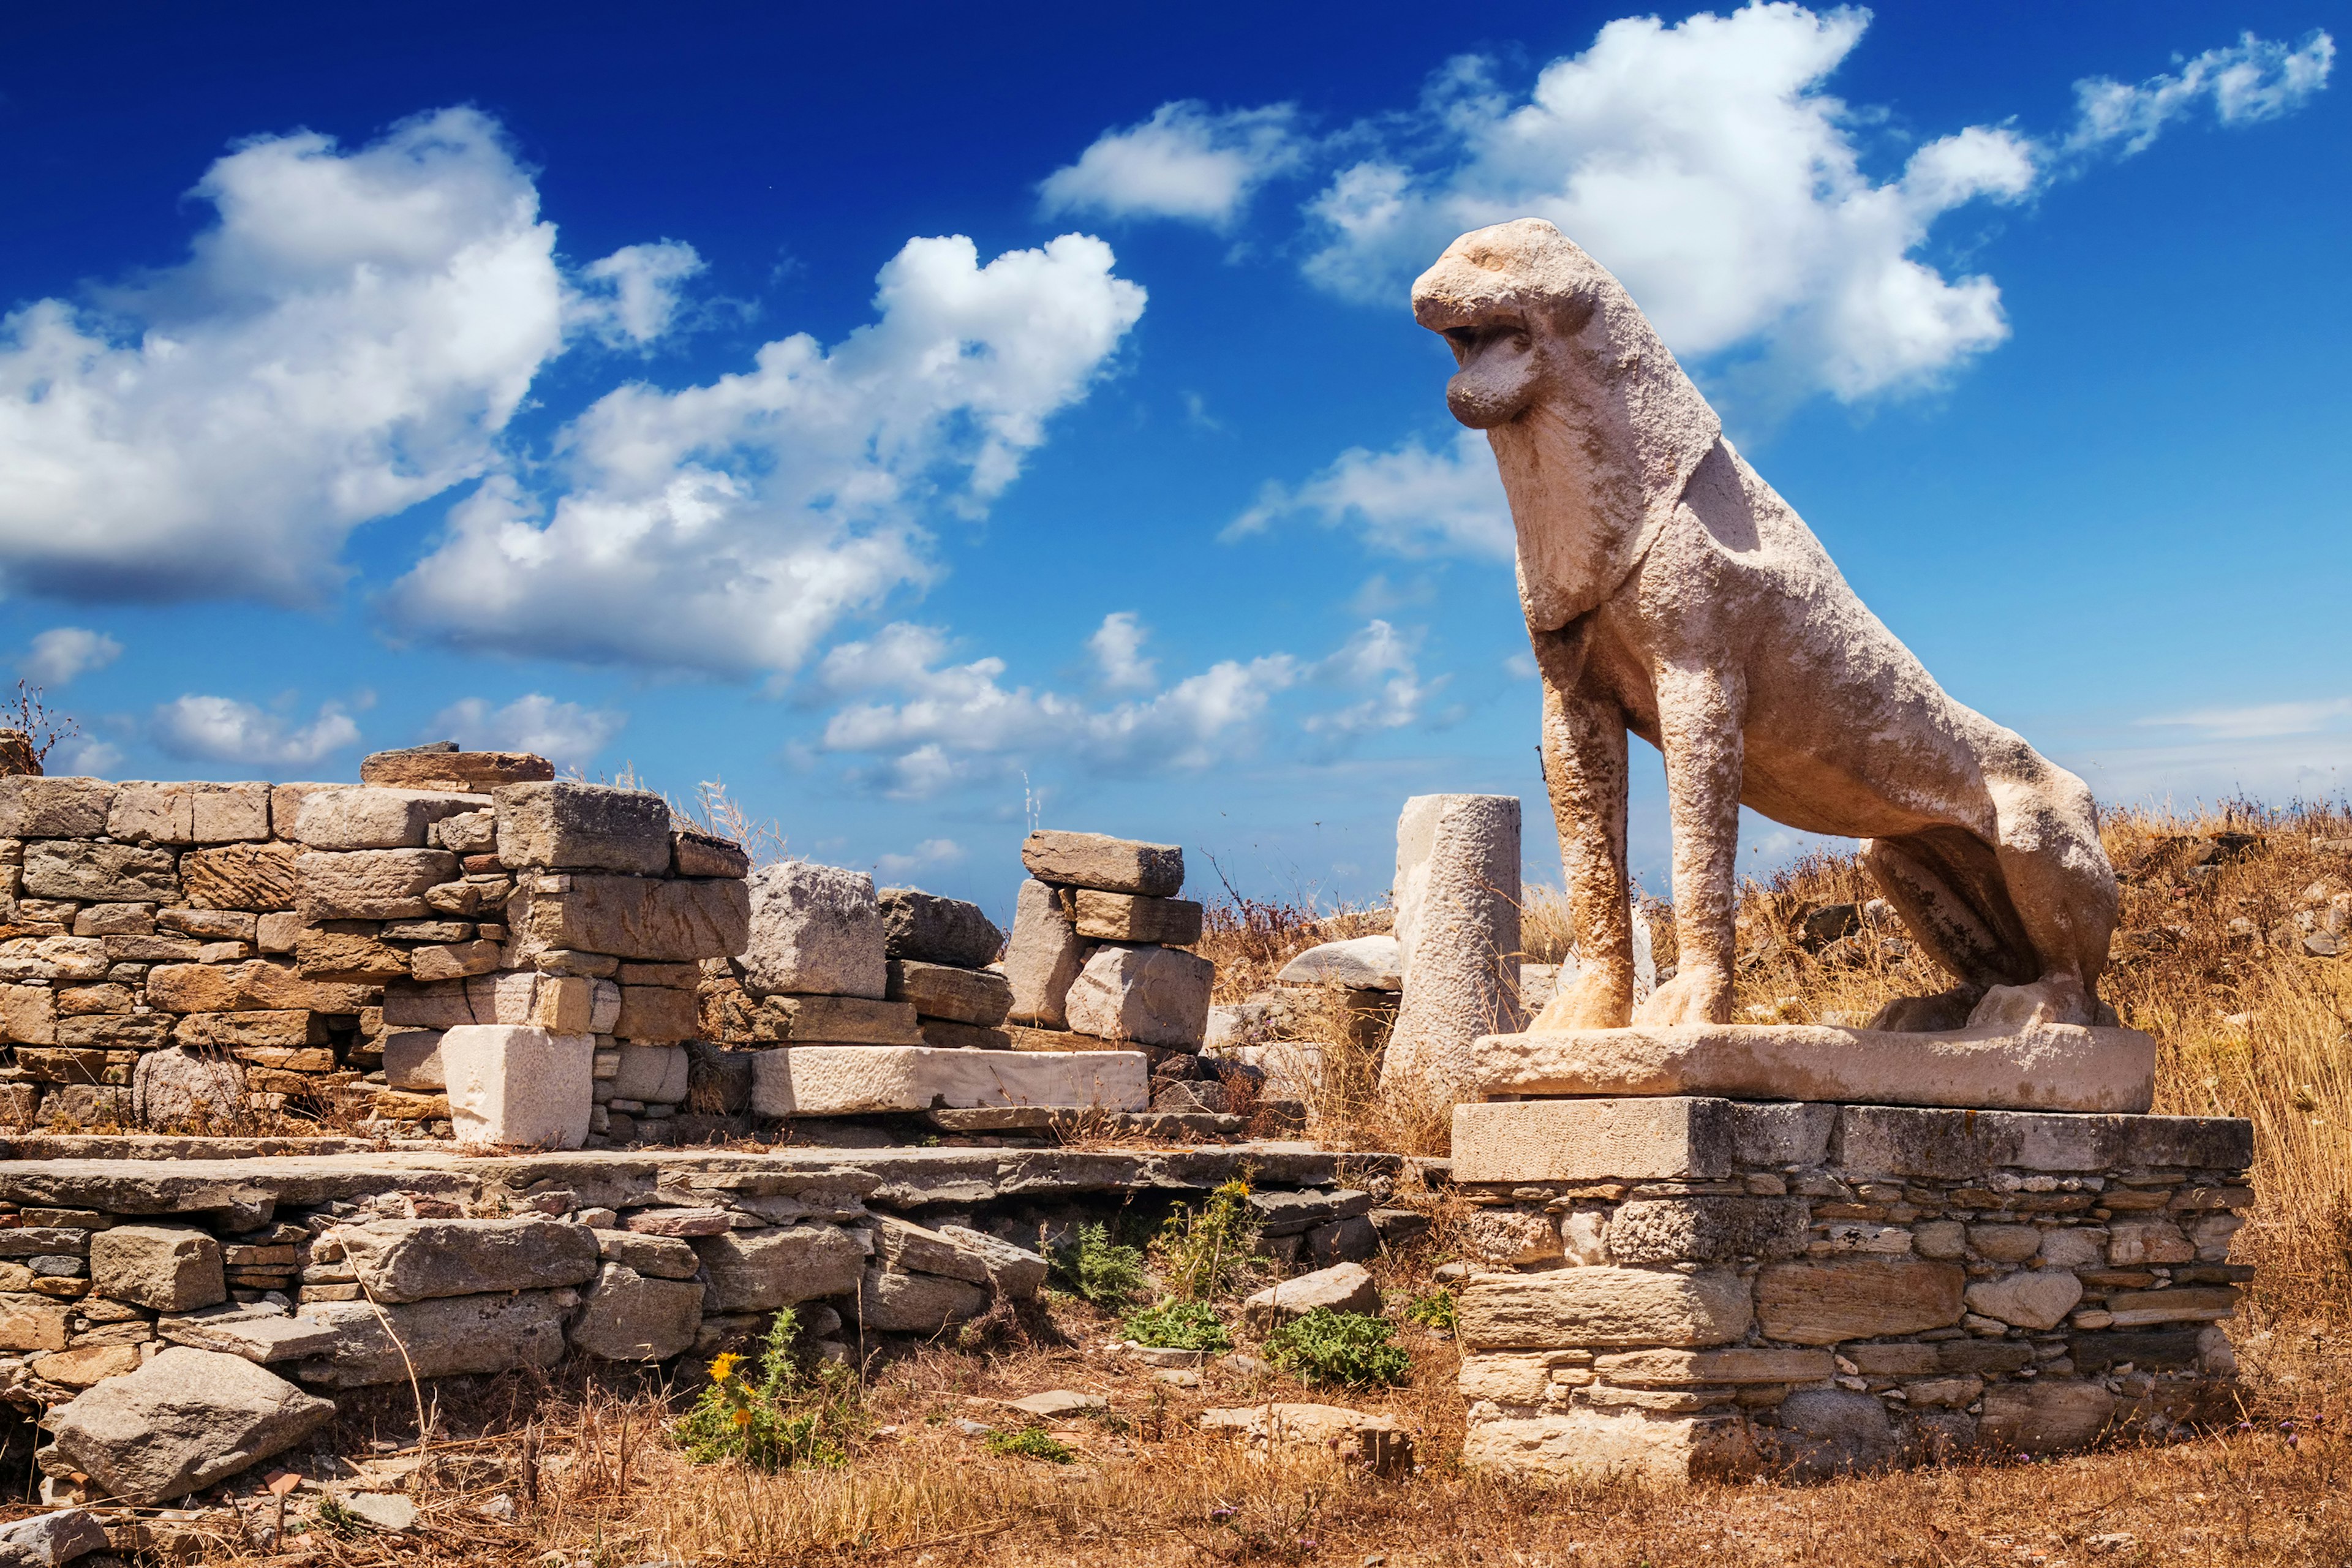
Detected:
[676,1308,864,1469]
[1264,1308,1412,1389]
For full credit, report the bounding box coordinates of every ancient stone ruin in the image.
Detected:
[1413,219,2253,1482]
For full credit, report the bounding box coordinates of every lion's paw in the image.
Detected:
[1966,975,2095,1031]
[1632,966,1734,1027]
[1531,969,1632,1031]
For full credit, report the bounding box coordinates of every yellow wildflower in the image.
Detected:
[708,1352,745,1382]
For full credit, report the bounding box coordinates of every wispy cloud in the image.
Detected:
[431,693,627,768]
[19,627,122,686]
[1039,102,1307,228]
[151,695,360,766]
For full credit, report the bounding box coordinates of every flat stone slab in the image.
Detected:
[1472,1023,2155,1114]
[750,1045,1148,1117]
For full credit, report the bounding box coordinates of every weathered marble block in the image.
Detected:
[1451,1095,2253,1485]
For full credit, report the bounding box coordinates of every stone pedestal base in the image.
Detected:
[749,1044,1148,1117]
[1450,1097,2253,1484]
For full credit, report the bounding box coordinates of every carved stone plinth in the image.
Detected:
[1451,1096,2253,1484]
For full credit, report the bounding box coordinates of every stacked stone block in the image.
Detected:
[880,886,1012,1050]
[376,778,751,1147]
[1450,1097,2255,1482]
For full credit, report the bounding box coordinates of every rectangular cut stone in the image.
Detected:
[361,745,554,793]
[1472,1022,2155,1115]
[292,788,486,850]
[759,995,922,1044]
[108,781,273,845]
[1064,943,1213,1048]
[172,1012,327,1049]
[877,888,1003,968]
[382,982,473,1029]
[1833,1107,2254,1179]
[1457,1268,1752,1351]
[885,959,1013,1026]
[1451,1098,1832,1184]
[146,962,374,1015]
[0,984,56,1044]
[1005,878,1085,1028]
[671,829,750,880]
[410,940,502,982]
[0,778,116,837]
[293,1292,571,1387]
[1020,830,1183,896]
[1593,1348,1834,1385]
[181,842,298,911]
[610,1042,688,1102]
[296,927,409,982]
[1462,1407,1754,1485]
[614,984,698,1041]
[2103,1287,2240,1326]
[296,850,459,920]
[514,874,750,961]
[383,1030,446,1090]
[917,1018,1012,1050]
[494,782,673,875]
[1754,1259,1967,1344]
[749,1044,1148,1116]
[21,842,181,903]
[440,1025,593,1149]
[1066,890,1204,945]
[334,1218,599,1303]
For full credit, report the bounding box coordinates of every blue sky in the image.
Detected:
[0,1,2342,925]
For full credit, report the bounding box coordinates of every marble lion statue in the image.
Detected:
[1411,218,2118,1035]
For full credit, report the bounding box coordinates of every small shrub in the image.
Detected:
[1265,1308,1412,1389]
[312,1498,364,1538]
[1403,1287,1458,1332]
[1123,1297,1232,1351]
[985,1427,1076,1463]
[676,1308,863,1469]
[1156,1177,1262,1301]
[1050,1222,1148,1306]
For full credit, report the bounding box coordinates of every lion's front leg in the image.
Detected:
[1637,658,1744,1027]
[1528,622,1634,1030]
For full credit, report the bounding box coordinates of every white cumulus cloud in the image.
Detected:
[1088,611,1158,693]
[1040,102,1306,227]
[1296,8,2329,402]
[0,108,567,604]
[1227,428,1512,559]
[151,695,360,766]
[875,838,966,878]
[2064,30,2334,157]
[569,239,707,348]
[20,627,123,686]
[385,234,1146,677]
[812,616,1442,798]
[430,693,627,767]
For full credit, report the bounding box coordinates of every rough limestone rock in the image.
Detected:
[0,777,114,837]
[1004,878,1087,1028]
[609,1043,690,1102]
[859,1265,987,1332]
[335,1218,600,1303]
[1458,1268,1752,1351]
[1276,935,1403,990]
[1464,1208,1564,1265]
[878,888,1005,968]
[383,1031,445,1091]
[1765,1388,1899,1478]
[568,1262,703,1361]
[292,787,486,850]
[45,1346,334,1503]
[691,1225,869,1313]
[1964,1268,2085,1330]
[1382,793,1522,1100]
[1066,890,1204,946]
[0,1295,69,1352]
[873,1216,991,1283]
[1065,944,1213,1049]
[1461,1406,1751,1483]
[742,862,886,999]
[1201,1403,1412,1474]
[1020,831,1183,896]
[494,782,674,875]
[671,827,751,879]
[1240,1261,1381,1333]
[0,1508,110,1566]
[1411,219,2117,1036]
[1754,1259,1966,1344]
[886,960,1013,1027]
[1469,1022,2157,1115]
[88,1226,225,1312]
[1593,1348,1835,1386]
[591,1229,703,1280]
[750,1044,1147,1117]
[156,1305,340,1363]
[293,1293,573,1387]
[937,1226,1047,1298]
[440,1025,594,1149]
[1605,1196,1809,1265]
[180,841,298,911]
[131,1048,247,1131]
[1979,1381,2118,1453]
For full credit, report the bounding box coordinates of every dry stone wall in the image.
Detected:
[1450,1097,2253,1481]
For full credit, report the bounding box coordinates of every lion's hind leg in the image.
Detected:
[1861,829,2036,1032]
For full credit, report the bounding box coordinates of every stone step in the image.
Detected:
[749,1045,1148,1117]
